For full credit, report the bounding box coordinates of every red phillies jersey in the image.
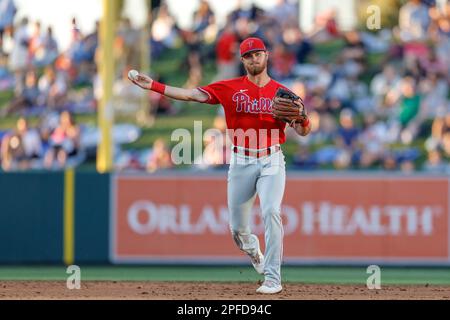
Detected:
[198,76,288,149]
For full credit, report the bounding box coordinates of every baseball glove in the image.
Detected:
[272,88,307,126]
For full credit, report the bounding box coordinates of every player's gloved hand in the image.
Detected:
[129,73,153,90]
[272,96,308,126]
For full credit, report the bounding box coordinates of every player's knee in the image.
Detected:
[261,205,281,217]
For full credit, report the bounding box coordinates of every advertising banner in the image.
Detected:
[112,175,449,264]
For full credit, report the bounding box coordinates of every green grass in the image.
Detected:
[1,266,450,285]
[0,90,13,108]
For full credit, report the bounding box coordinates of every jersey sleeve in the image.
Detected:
[197,81,225,105]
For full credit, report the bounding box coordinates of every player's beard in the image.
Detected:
[245,60,267,76]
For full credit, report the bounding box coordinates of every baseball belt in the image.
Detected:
[232,144,281,158]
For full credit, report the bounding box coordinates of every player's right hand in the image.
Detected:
[129,73,153,90]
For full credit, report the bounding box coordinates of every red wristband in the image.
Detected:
[300,118,310,128]
[150,81,166,94]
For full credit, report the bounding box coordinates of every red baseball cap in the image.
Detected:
[239,37,267,57]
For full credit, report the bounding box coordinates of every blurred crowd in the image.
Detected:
[0,0,148,170]
[1,0,450,173]
[144,0,450,173]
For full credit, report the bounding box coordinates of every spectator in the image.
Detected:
[8,17,29,96]
[431,111,450,142]
[326,71,352,111]
[341,31,367,65]
[398,0,432,71]
[3,69,39,116]
[422,148,448,172]
[400,159,416,173]
[419,72,448,120]
[0,117,42,170]
[212,19,238,81]
[116,18,140,70]
[83,20,99,63]
[44,111,80,169]
[370,64,401,114]
[358,113,387,168]
[334,108,360,164]
[147,138,173,172]
[424,110,450,158]
[234,17,253,44]
[292,145,317,170]
[183,51,203,89]
[28,21,43,64]
[397,77,421,129]
[333,149,352,170]
[346,75,371,113]
[0,0,16,54]
[270,42,296,81]
[268,0,298,27]
[150,2,179,60]
[398,0,431,42]
[381,152,398,171]
[0,51,13,90]
[296,63,332,96]
[281,23,312,64]
[38,66,68,109]
[194,129,228,170]
[288,109,336,147]
[441,131,450,157]
[33,26,59,67]
[192,0,215,36]
[419,49,447,76]
[229,0,251,23]
[309,8,339,43]
[66,18,86,66]
[432,16,450,74]
[385,76,421,128]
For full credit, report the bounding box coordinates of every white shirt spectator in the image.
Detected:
[328,78,351,101]
[0,0,16,30]
[151,5,178,48]
[8,19,29,71]
[22,129,42,157]
[420,76,448,119]
[370,65,402,113]
[399,0,431,42]
[268,0,298,26]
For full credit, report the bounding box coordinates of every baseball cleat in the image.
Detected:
[250,249,265,275]
[256,280,283,294]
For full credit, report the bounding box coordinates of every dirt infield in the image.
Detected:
[0,281,449,300]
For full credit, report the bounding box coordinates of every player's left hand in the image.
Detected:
[272,97,307,125]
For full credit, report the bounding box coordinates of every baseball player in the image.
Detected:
[129,37,311,294]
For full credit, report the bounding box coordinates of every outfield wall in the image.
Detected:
[0,172,63,263]
[1,171,449,265]
[0,171,109,264]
